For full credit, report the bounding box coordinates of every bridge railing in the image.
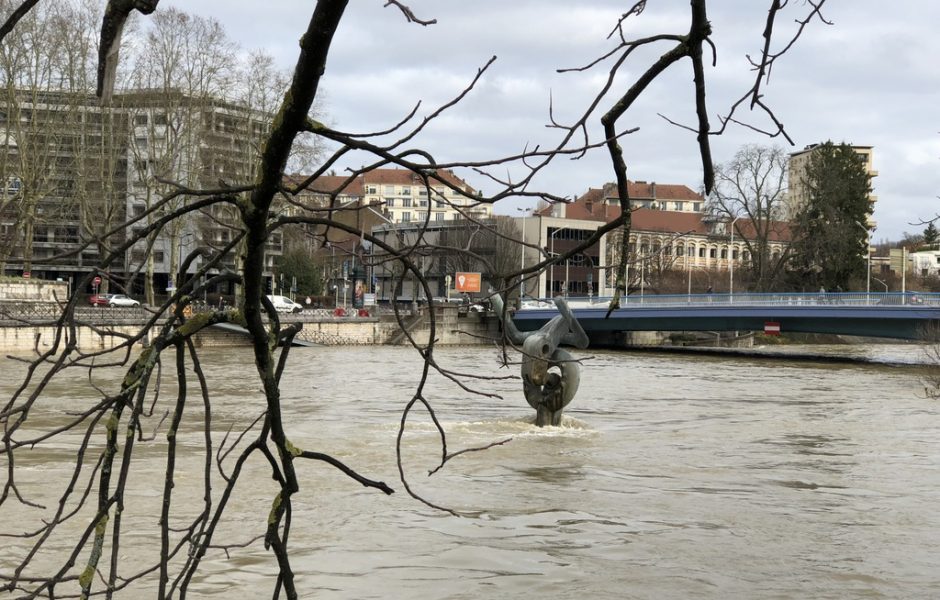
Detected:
[519,291,940,310]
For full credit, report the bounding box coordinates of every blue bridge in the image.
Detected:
[511,292,940,341]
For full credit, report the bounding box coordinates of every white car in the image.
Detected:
[266,294,303,313]
[108,294,140,307]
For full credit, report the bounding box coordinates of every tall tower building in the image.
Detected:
[786,143,878,227]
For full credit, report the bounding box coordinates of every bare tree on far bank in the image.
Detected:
[706,144,791,291]
[0,1,832,597]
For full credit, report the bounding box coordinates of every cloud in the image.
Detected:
[157,0,940,239]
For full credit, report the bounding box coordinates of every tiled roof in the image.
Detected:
[362,168,473,191]
[626,181,702,201]
[541,183,790,241]
[284,168,475,196]
[537,180,703,218]
[284,173,363,196]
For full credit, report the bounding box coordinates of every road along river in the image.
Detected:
[1,344,938,598]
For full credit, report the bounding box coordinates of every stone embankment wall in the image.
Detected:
[0,324,144,355]
[0,280,69,302]
[0,305,501,354]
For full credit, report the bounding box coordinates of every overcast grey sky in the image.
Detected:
[161,1,940,241]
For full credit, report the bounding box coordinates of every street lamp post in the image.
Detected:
[729,216,740,299]
[517,207,527,301]
[549,226,570,298]
[855,220,873,303]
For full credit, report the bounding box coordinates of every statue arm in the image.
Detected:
[489,293,530,344]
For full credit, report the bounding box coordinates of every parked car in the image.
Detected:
[88,293,115,306]
[108,294,140,307]
[266,294,303,313]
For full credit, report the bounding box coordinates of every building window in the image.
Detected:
[366,186,377,194]
[710,248,717,259]
[693,202,702,211]
[674,202,683,211]
[418,189,428,196]
[418,200,427,207]
[386,198,395,207]
[402,198,412,208]
[134,114,148,126]
[402,187,410,195]
[384,185,394,195]
[401,211,411,222]
[721,249,727,259]
[132,204,146,217]
[435,212,445,221]
[732,249,738,260]
[436,201,445,208]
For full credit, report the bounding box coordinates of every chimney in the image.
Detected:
[650,181,656,198]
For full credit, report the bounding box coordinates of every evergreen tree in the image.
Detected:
[789,142,872,290]
[923,222,939,248]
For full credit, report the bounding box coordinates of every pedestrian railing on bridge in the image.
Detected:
[520,291,940,311]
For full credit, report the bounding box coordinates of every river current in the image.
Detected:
[2,344,939,599]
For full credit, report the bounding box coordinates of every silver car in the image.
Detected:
[108,294,141,307]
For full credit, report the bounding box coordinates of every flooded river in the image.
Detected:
[2,344,939,598]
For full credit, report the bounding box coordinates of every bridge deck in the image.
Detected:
[512,292,940,341]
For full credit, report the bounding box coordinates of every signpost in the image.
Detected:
[93,275,101,297]
[764,321,781,336]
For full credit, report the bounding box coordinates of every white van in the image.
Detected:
[266,294,303,313]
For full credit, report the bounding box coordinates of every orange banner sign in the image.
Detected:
[454,272,481,293]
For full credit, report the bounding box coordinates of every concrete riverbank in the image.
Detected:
[0,303,501,354]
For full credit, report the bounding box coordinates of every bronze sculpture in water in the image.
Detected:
[490,294,590,426]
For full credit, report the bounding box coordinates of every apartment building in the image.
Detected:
[360,168,489,224]
[0,90,130,280]
[0,89,279,296]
